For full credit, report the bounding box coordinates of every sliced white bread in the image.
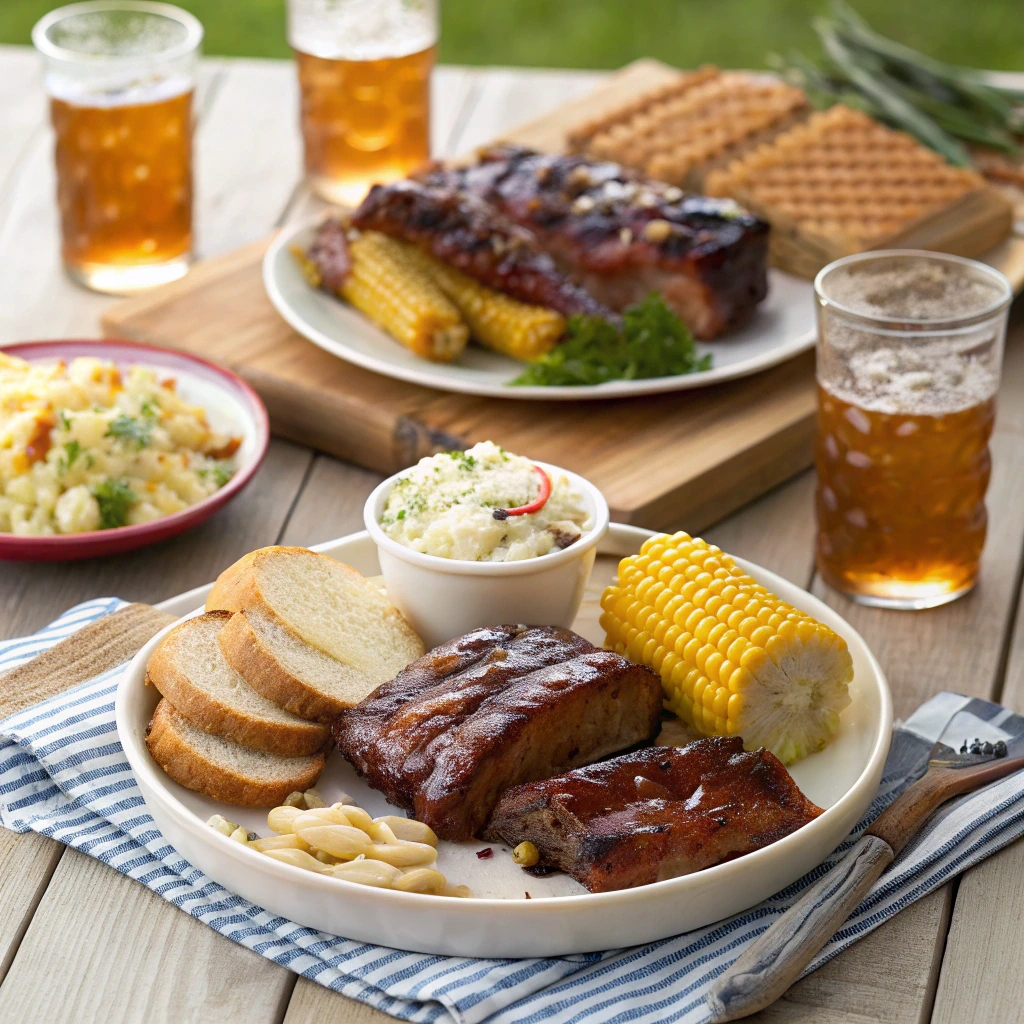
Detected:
[206,547,424,713]
[145,699,325,807]
[147,611,330,757]
[217,607,380,723]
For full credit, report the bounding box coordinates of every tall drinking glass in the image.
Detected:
[814,250,1012,609]
[287,0,437,206]
[33,1,201,295]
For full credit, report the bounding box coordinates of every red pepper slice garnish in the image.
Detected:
[493,465,552,520]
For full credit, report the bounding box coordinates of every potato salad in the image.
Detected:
[0,354,240,535]
[380,441,591,561]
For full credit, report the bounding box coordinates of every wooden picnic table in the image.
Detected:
[1,44,1023,1024]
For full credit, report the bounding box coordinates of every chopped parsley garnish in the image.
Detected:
[510,293,711,387]
[396,509,406,520]
[57,410,72,431]
[105,414,153,450]
[60,440,81,472]
[199,462,234,488]
[139,396,160,419]
[91,479,137,529]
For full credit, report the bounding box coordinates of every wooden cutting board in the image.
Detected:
[102,59,1024,533]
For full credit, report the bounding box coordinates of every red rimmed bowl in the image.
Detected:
[1,339,270,561]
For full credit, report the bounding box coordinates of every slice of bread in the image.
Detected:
[145,699,325,807]
[147,611,330,757]
[206,547,424,709]
[218,608,379,723]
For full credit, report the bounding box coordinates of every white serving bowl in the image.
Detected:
[364,460,610,648]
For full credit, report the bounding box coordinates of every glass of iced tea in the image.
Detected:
[814,250,1012,609]
[287,0,437,206]
[33,1,201,294]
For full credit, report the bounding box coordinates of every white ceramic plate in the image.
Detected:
[115,524,892,957]
[263,220,817,401]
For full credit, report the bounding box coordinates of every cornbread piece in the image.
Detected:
[487,738,822,893]
[600,531,852,765]
[351,181,615,321]
[334,625,663,841]
[705,105,1010,277]
[419,146,770,339]
[569,68,808,191]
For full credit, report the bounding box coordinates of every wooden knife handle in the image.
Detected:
[704,834,894,1023]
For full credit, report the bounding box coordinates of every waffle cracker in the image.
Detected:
[568,67,808,189]
[706,105,1012,277]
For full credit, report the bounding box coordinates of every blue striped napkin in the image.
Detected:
[4,600,1024,1024]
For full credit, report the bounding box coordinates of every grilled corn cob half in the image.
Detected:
[295,231,469,362]
[600,531,853,764]
[403,246,566,361]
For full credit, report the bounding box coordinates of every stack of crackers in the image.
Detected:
[567,67,1012,278]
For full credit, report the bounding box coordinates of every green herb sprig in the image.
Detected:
[511,293,710,388]
[105,414,153,450]
[91,479,137,529]
[774,1,1023,166]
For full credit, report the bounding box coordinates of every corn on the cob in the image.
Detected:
[403,246,565,361]
[295,231,469,362]
[600,531,852,764]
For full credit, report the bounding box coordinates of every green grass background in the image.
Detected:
[4,0,1022,71]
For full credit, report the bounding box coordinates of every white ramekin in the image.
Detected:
[364,460,610,648]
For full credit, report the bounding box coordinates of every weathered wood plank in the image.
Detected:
[0,47,45,214]
[0,850,294,1024]
[704,470,817,589]
[451,66,607,153]
[284,980,396,1024]
[192,58,302,258]
[930,840,1024,1024]
[278,455,382,547]
[752,887,952,1024]
[0,832,63,986]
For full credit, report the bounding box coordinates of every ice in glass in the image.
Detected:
[814,251,1011,609]
[33,2,201,294]
[288,0,437,206]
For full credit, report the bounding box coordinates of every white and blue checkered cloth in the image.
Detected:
[4,599,1024,1024]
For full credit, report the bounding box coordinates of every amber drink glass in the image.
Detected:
[33,2,201,295]
[288,0,436,206]
[814,251,1011,609]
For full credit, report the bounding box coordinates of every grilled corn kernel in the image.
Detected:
[404,246,565,361]
[512,841,540,867]
[600,531,853,764]
[339,231,469,362]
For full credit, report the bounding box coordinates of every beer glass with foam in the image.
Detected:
[288,0,437,206]
[814,251,1012,608]
[33,1,202,294]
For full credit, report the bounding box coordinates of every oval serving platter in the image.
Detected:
[263,220,817,401]
[116,523,892,958]
[0,339,269,561]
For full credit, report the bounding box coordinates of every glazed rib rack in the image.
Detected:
[487,737,822,892]
[333,625,663,841]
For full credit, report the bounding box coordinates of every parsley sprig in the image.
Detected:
[510,293,711,388]
[91,479,137,529]
[105,414,153,450]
